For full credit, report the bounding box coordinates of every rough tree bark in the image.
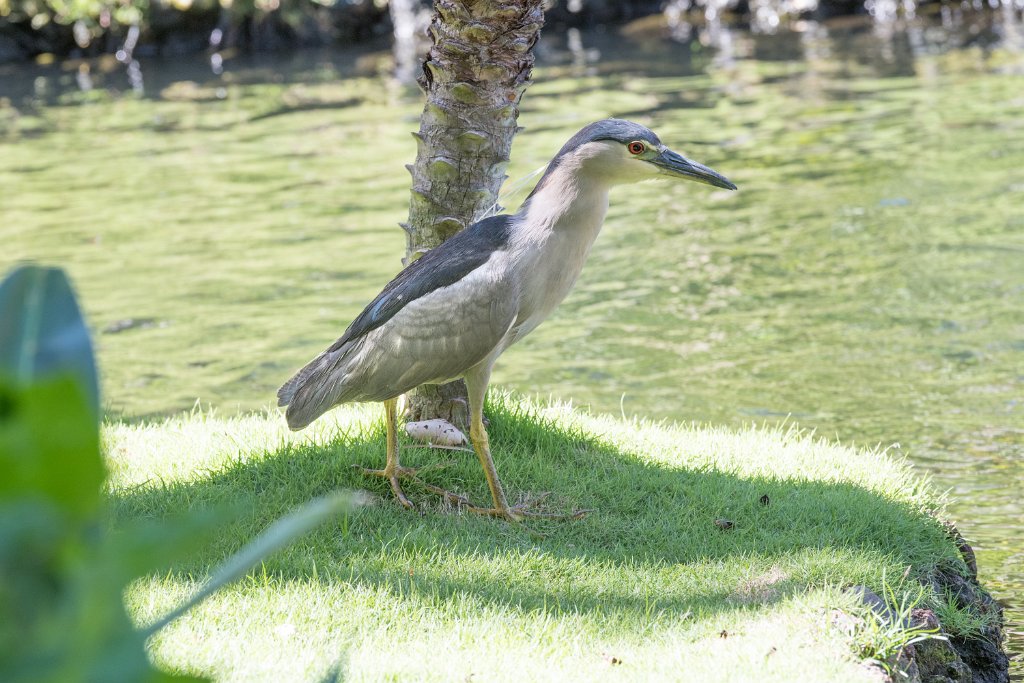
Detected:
[401,0,545,427]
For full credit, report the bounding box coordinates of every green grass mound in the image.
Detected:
[106,393,971,682]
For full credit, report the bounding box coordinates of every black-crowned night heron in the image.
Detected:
[279,119,736,521]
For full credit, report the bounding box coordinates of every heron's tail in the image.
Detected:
[277,347,347,431]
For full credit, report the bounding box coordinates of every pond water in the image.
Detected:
[2,7,1022,673]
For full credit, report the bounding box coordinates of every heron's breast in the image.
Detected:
[504,180,610,346]
[508,234,596,343]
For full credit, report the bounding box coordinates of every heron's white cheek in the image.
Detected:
[613,159,662,184]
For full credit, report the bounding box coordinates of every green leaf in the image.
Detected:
[0,267,212,683]
[144,492,363,636]
[0,265,99,416]
[0,383,188,681]
[112,505,236,579]
[0,378,104,518]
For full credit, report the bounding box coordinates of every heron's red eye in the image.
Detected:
[628,141,646,155]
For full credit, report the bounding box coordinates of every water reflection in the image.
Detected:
[388,0,430,85]
[3,2,1023,106]
[636,0,1024,76]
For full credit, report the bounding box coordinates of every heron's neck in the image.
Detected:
[501,163,612,341]
[513,165,611,248]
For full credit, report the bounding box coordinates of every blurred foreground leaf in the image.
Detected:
[0,265,99,415]
[0,377,103,518]
[0,265,361,682]
[145,491,361,636]
[0,376,201,683]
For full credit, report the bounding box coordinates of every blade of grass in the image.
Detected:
[144,491,365,637]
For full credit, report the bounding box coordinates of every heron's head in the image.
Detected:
[545,118,737,190]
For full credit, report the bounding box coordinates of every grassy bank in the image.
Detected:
[106,394,974,682]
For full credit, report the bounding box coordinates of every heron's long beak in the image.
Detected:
[651,148,737,190]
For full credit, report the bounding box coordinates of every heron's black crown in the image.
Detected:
[524,119,662,201]
[553,119,662,160]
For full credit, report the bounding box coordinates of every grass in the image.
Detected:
[105,393,974,682]
[847,571,944,674]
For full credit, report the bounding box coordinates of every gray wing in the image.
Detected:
[332,214,513,351]
[345,262,518,400]
[280,254,518,430]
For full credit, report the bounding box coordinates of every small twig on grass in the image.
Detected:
[404,443,475,453]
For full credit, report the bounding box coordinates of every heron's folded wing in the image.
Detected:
[330,214,514,351]
[279,215,517,428]
[283,260,517,428]
[350,256,519,399]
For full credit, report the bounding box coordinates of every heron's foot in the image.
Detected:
[463,496,593,523]
[415,481,473,507]
[354,465,591,521]
[355,463,469,509]
[356,459,452,479]
[356,464,416,509]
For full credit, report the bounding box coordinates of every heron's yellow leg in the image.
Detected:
[360,386,588,521]
[462,416,588,522]
[466,414,516,518]
[461,364,592,522]
[359,398,472,510]
[358,398,415,509]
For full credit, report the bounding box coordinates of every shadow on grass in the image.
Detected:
[108,400,962,623]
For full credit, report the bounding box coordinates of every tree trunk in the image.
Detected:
[401,0,545,427]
